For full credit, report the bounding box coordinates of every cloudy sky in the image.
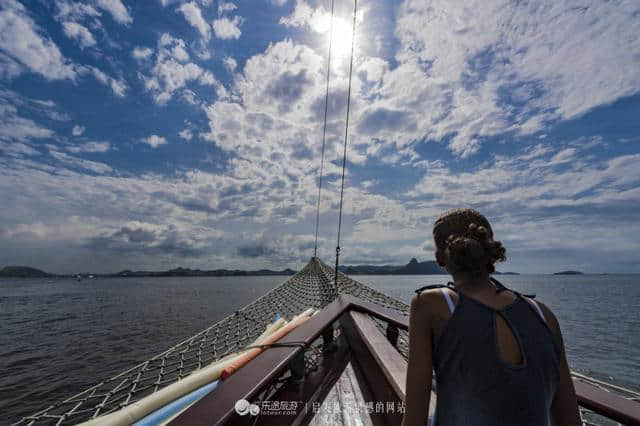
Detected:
[0,0,639,274]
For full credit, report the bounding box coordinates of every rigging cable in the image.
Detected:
[334,0,358,286]
[313,0,336,258]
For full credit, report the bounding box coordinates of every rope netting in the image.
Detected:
[16,257,638,425]
[16,257,407,425]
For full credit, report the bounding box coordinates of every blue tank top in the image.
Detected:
[426,284,561,426]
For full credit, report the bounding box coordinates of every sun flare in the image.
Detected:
[314,14,354,64]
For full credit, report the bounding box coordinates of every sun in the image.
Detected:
[313,13,354,65]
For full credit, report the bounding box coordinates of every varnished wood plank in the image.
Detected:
[335,363,371,426]
[340,313,404,426]
[573,380,640,426]
[350,311,436,425]
[170,294,639,426]
[256,334,352,426]
[324,386,345,425]
[343,363,373,426]
[170,296,351,426]
[171,295,406,426]
[349,311,407,401]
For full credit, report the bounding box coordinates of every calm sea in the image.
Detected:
[1,274,638,423]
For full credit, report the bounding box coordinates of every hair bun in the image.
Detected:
[444,222,506,275]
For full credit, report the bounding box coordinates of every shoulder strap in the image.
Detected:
[441,288,456,313]
[525,297,547,323]
[490,277,536,298]
[414,284,448,294]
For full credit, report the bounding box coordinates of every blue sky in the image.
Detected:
[0,0,639,274]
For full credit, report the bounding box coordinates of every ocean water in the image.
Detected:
[1,274,638,423]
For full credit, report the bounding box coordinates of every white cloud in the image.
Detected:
[359,57,388,84]
[223,56,237,72]
[67,141,111,153]
[0,113,52,142]
[202,24,640,268]
[0,140,39,156]
[201,39,353,229]
[0,96,54,147]
[204,39,326,152]
[409,141,640,213]
[89,66,127,97]
[141,134,168,148]
[181,89,199,105]
[132,46,153,61]
[54,1,101,21]
[62,21,96,48]
[168,43,190,62]
[259,0,640,161]
[212,16,242,40]
[140,33,222,105]
[548,148,577,166]
[71,125,85,136]
[384,0,640,156]
[49,149,112,173]
[279,0,318,28]
[95,0,132,25]
[179,129,193,140]
[0,0,76,80]
[217,1,236,15]
[0,51,21,79]
[0,91,71,122]
[177,2,210,41]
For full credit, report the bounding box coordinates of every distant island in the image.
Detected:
[553,270,584,275]
[339,258,445,275]
[0,265,296,278]
[340,258,520,275]
[0,266,54,278]
[1,258,520,278]
[115,267,297,277]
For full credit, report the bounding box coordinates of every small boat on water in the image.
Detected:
[16,257,640,425]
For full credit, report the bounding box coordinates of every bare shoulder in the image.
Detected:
[536,301,560,328]
[412,288,445,306]
[535,301,565,344]
[411,288,450,320]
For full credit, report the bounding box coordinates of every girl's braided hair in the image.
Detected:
[433,208,506,275]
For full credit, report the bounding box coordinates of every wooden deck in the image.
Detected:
[308,362,373,426]
[170,295,640,426]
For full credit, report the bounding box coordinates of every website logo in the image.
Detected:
[235,399,260,416]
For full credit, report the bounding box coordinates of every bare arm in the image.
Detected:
[402,293,433,426]
[539,303,582,426]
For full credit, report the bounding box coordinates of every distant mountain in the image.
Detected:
[340,258,523,275]
[553,270,584,275]
[394,258,446,274]
[0,265,296,278]
[338,264,399,274]
[114,267,296,277]
[0,266,54,277]
[1,259,521,278]
[340,258,446,275]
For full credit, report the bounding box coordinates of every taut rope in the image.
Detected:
[334,0,358,286]
[313,0,336,257]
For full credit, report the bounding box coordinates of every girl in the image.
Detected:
[402,208,581,426]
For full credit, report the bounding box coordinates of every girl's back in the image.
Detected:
[430,286,560,426]
[401,208,581,426]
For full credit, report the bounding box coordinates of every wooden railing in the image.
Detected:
[170,294,640,426]
[347,296,640,426]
